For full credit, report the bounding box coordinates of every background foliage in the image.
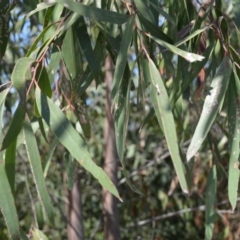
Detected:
[1,0,240,239]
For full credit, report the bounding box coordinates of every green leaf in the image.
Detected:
[37,66,52,98]
[170,42,215,105]
[56,0,128,24]
[62,26,78,81]
[44,137,58,178]
[1,104,25,151]
[25,1,57,19]
[0,88,9,142]
[146,33,204,62]
[0,88,8,161]
[0,164,20,240]
[114,65,141,194]
[23,119,55,225]
[137,14,173,44]
[26,22,57,58]
[36,12,81,60]
[205,164,217,240]
[35,87,122,201]
[228,70,240,211]
[175,24,211,47]
[47,46,61,84]
[134,0,156,24]
[12,57,35,95]
[111,16,134,103]
[64,151,77,190]
[5,139,17,195]
[142,57,188,193]
[74,16,99,82]
[187,56,232,161]
[38,117,49,143]
[74,96,91,141]
[76,31,105,96]
[149,1,175,26]
[114,66,131,162]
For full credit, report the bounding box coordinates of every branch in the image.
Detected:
[126,198,239,228]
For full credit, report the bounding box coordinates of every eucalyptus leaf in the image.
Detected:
[0,164,20,240]
[23,119,55,225]
[205,164,217,240]
[35,87,122,201]
[56,0,127,24]
[187,56,232,161]
[142,56,188,193]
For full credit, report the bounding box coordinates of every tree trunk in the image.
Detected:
[102,54,120,240]
[66,171,85,240]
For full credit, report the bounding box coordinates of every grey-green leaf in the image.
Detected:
[35,87,122,201]
[205,164,217,240]
[111,16,134,103]
[142,57,188,193]
[187,56,232,161]
[23,119,55,225]
[0,164,20,240]
[1,104,25,151]
[146,33,204,62]
[56,0,127,24]
[12,57,35,96]
[228,70,240,211]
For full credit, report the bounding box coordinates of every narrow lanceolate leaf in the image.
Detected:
[35,87,122,201]
[47,46,61,84]
[62,26,78,81]
[114,66,141,194]
[228,72,240,211]
[0,89,9,142]
[25,1,57,19]
[111,17,134,103]
[143,57,188,193]
[74,17,99,82]
[205,164,217,240]
[56,0,128,24]
[36,66,52,98]
[0,88,9,160]
[134,0,156,24]
[1,104,25,150]
[12,57,35,97]
[146,33,204,62]
[0,0,10,60]
[115,67,131,162]
[170,42,215,105]
[5,139,17,195]
[0,163,20,240]
[23,120,55,225]
[187,56,232,161]
[64,151,77,190]
[44,137,58,178]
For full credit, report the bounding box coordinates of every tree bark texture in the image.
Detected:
[102,54,120,240]
[66,171,85,240]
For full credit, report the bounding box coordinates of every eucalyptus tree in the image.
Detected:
[0,0,240,239]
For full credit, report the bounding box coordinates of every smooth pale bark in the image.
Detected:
[102,54,120,240]
[60,64,85,240]
[66,171,85,240]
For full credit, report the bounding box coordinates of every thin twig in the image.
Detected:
[126,197,240,228]
[118,139,191,186]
